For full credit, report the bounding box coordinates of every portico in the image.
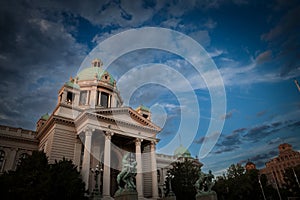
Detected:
[76,107,160,198]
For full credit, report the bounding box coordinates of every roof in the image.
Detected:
[246,161,255,166]
[174,145,191,157]
[77,66,115,86]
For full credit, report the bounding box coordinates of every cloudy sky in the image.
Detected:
[0,0,300,174]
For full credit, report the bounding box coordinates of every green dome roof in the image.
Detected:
[65,80,80,89]
[41,113,49,120]
[174,145,191,157]
[137,105,150,112]
[77,67,115,86]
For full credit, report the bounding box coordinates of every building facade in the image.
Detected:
[0,59,163,199]
[260,143,300,188]
[0,59,204,199]
[0,125,38,172]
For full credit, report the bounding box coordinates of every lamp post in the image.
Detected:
[272,172,282,200]
[292,167,300,189]
[258,175,266,200]
[91,163,102,200]
[166,172,175,197]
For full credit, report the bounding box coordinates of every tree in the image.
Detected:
[213,163,278,200]
[0,151,50,200]
[167,159,199,200]
[0,151,87,200]
[226,163,245,179]
[48,158,86,199]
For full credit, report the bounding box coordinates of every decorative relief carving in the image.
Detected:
[105,131,114,140]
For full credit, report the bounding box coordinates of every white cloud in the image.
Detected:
[208,49,224,58]
[188,30,211,47]
[204,18,217,29]
[255,50,272,64]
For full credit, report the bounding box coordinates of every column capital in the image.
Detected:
[105,131,114,140]
[135,138,143,146]
[150,141,157,151]
[151,140,158,145]
[84,127,95,136]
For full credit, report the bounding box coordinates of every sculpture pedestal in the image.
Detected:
[114,189,138,200]
[196,191,217,200]
[163,196,176,200]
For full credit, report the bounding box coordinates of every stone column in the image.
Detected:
[81,128,94,190]
[90,86,97,108]
[103,132,113,198]
[61,91,67,103]
[108,95,111,108]
[151,141,159,199]
[6,148,17,171]
[135,138,144,199]
[73,138,82,170]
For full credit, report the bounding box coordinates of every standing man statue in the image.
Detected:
[204,170,214,192]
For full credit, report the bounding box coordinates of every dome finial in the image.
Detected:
[92,58,103,68]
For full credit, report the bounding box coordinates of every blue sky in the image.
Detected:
[0,0,299,175]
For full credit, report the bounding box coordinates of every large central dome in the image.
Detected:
[77,58,116,86]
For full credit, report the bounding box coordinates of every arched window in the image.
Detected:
[17,153,29,167]
[0,150,5,171]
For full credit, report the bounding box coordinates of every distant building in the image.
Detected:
[260,143,300,188]
[245,160,256,171]
[156,145,202,198]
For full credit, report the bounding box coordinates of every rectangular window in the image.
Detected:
[101,92,109,108]
[66,92,74,104]
[97,91,100,105]
[79,91,88,105]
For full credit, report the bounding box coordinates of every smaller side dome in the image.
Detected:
[36,113,49,132]
[138,105,150,112]
[65,77,80,89]
[136,105,151,120]
[174,145,191,158]
[41,113,49,120]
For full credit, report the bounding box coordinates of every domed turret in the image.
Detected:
[56,59,122,110]
[36,113,49,131]
[136,105,151,120]
[174,145,191,158]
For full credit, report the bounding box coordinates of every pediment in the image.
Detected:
[93,107,161,131]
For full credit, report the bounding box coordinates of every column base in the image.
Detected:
[196,191,217,200]
[114,189,138,200]
[101,196,115,200]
